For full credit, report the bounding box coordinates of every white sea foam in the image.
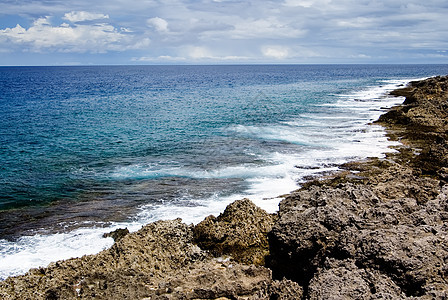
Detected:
[0,227,114,280]
[0,78,412,280]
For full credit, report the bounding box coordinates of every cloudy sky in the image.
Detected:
[0,0,447,65]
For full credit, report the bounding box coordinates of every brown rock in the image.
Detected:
[269,181,448,298]
[102,227,129,242]
[193,198,275,265]
[377,75,448,179]
[308,258,405,299]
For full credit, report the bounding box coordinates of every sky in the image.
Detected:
[0,0,447,65]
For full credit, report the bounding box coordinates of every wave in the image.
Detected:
[0,226,116,280]
[109,161,288,180]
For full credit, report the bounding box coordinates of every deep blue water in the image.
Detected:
[1,65,447,231]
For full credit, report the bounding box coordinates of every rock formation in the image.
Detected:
[193,198,276,266]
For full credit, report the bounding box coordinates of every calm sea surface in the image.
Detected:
[0,64,447,278]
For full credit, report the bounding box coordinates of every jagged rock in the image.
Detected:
[255,278,304,300]
[307,258,405,299]
[366,163,440,204]
[193,198,275,265]
[102,227,129,242]
[377,75,448,178]
[0,219,203,299]
[152,259,273,300]
[268,176,447,297]
[267,183,379,286]
[0,218,274,299]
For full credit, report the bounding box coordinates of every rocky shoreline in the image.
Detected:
[1,75,448,299]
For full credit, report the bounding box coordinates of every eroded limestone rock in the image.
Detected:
[193,198,275,265]
[268,159,447,298]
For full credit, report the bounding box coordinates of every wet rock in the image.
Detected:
[102,227,129,242]
[377,75,448,179]
[0,219,204,299]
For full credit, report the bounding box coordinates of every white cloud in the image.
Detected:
[337,17,377,28]
[120,27,133,33]
[262,46,290,59]
[283,0,331,8]
[147,17,169,32]
[63,11,109,23]
[181,46,250,61]
[188,46,212,59]
[231,17,306,39]
[1,0,448,64]
[350,54,372,59]
[33,16,52,26]
[132,55,187,62]
[0,15,148,53]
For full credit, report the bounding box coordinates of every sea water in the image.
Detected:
[1,64,447,279]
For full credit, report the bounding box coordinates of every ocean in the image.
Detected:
[0,64,447,279]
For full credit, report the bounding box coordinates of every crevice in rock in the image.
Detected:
[355,257,425,297]
[266,235,351,299]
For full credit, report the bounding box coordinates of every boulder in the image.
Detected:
[193,198,276,265]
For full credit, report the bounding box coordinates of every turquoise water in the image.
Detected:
[0,64,447,278]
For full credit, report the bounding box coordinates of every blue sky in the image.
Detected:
[0,0,447,65]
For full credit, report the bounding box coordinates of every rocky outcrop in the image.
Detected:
[307,258,405,299]
[377,75,448,179]
[193,198,275,265]
[268,180,448,298]
[102,227,129,242]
